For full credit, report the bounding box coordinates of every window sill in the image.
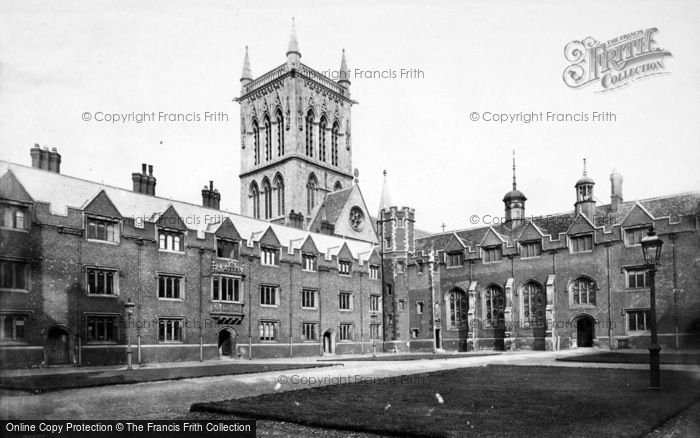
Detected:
[85,341,118,345]
[261,264,280,268]
[627,331,650,335]
[260,304,279,308]
[158,341,184,344]
[211,300,244,304]
[86,239,119,245]
[570,250,594,254]
[301,307,318,310]
[302,269,317,273]
[87,294,119,298]
[520,256,542,260]
[446,266,463,269]
[159,249,185,254]
[339,309,353,312]
[624,288,650,292]
[158,297,184,302]
[0,288,29,293]
[0,227,29,233]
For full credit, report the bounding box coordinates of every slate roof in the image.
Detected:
[0,160,378,263]
[416,193,699,253]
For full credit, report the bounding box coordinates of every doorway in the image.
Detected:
[576,316,594,347]
[323,330,334,354]
[47,327,70,365]
[435,328,441,349]
[218,329,237,358]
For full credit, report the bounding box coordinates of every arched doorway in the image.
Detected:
[322,330,334,354]
[218,328,237,358]
[522,281,546,350]
[576,315,595,347]
[485,285,506,351]
[46,327,70,365]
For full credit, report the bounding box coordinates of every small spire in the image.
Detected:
[378,169,392,215]
[512,150,517,190]
[286,17,301,57]
[241,46,252,81]
[583,158,588,176]
[339,49,350,84]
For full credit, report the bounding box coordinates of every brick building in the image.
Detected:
[2,23,699,370]
[380,158,700,352]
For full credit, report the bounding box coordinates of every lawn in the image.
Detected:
[320,352,500,362]
[557,352,700,365]
[191,366,700,437]
[0,362,333,393]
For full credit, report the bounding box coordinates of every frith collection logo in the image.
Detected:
[563,28,672,92]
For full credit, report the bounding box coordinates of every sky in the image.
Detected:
[1,0,698,233]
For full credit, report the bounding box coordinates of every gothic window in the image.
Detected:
[570,276,596,306]
[447,289,468,329]
[276,109,284,156]
[333,181,343,191]
[307,174,317,215]
[252,120,260,165]
[262,178,272,220]
[250,181,260,219]
[274,174,285,217]
[521,282,545,327]
[484,285,505,328]
[264,115,272,161]
[319,116,327,162]
[331,122,339,166]
[305,110,314,157]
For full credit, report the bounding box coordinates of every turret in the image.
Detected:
[610,169,623,213]
[503,151,526,227]
[574,158,596,219]
[240,46,253,90]
[338,49,351,94]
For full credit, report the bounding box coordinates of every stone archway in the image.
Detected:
[575,314,595,348]
[217,327,237,358]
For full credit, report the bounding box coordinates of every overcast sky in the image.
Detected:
[1,0,698,233]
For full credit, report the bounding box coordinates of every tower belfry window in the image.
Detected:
[264,115,272,161]
[253,120,260,165]
[331,122,339,166]
[319,116,327,162]
[276,109,284,156]
[305,111,314,157]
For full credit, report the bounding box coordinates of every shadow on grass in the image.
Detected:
[0,363,334,393]
[191,366,700,437]
[319,352,501,362]
[557,352,700,365]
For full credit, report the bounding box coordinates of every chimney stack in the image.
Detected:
[201,181,221,209]
[610,170,623,213]
[30,144,61,173]
[132,163,156,195]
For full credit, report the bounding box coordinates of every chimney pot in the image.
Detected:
[148,165,153,176]
[141,163,147,174]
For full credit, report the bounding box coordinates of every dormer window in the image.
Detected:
[302,254,317,271]
[482,246,502,263]
[261,247,279,266]
[86,217,119,243]
[624,226,651,246]
[339,260,352,276]
[570,234,593,253]
[369,264,380,280]
[0,204,29,231]
[519,241,541,259]
[158,229,184,252]
[447,251,463,268]
[216,238,240,259]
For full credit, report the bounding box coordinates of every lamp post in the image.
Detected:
[641,227,663,390]
[124,298,135,370]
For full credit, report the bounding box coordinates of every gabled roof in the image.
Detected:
[444,233,466,253]
[518,221,545,241]
[83,190,121,219]
[620,202,655,227]
[258,226,282,248]
[300,234,319,254]
[480,227,506,247]
[309,187,353,230]
[0,160,378,264]
[566,214,596,235]
[214,217,242,241]
[0,170,33,203]
[156,205,188,231]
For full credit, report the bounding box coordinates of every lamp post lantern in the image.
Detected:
[641,227,663,390]
[124,298,135,370]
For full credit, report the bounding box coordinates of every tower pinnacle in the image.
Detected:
[512,149,517,190]
[240,46,252,83]
[286,17,301,57]
[339,49,351,88]
[378,169,392,215]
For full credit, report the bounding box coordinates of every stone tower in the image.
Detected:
[237,20,355,225]
[377,170,415,350]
